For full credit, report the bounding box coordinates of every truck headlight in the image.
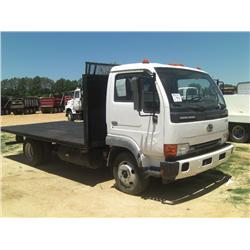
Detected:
[177,143,190,156]
[164,143,189,158]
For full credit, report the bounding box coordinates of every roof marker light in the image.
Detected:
[169,63,185,66]
[196,67,202,70]
[142,58,150,63]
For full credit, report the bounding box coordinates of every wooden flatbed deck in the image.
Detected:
[1,121,86,149]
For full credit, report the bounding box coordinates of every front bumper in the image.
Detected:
[160,143,234,182]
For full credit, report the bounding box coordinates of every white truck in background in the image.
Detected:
[65,87,83,121]
[224,82,250,143]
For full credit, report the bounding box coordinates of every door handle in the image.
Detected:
[111,121,118,126]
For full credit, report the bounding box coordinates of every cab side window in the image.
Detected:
[74,91,80,98]
[114,73,160,113]
[114,75,133,102]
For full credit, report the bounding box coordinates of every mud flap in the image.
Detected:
[160,161,179,183]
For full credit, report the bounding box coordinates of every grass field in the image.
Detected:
[217,144,250,207]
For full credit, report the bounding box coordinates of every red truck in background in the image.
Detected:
[40,92,73,113]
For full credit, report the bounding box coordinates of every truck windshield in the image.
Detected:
[155,68,226,110]
[155,67,227,122]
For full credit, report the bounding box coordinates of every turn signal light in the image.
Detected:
[164,144,177,158]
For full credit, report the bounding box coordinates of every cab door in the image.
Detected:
[73,89,81,112]
[108,72,163,157]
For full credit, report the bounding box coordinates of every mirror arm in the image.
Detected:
[138,111,158,124]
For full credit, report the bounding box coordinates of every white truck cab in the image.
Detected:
[106,61,233,193]
[65,87,82,121]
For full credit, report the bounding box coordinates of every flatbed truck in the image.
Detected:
[2,61,234,195]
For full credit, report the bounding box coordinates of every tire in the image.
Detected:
[23,139,44,166]
[67,111,74,121]
[113,152,150,195]
[230,124,249,143]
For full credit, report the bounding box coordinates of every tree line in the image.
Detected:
[1,77,81,97]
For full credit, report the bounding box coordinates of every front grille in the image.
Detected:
[166,139,224,161]
[190,139,221,153]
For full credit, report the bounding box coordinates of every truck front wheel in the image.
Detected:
[113,152,149,195]
[230,124,249,143]
[23,140,44,166]
[67,111,74,121]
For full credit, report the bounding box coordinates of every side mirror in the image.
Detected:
[131,77,144,112]
[131,73,156,112]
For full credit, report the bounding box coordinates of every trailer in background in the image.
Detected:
[40,92,73,113]
[40,96,63,113]
[1,96,12,115]
[63,91,74,106]
[237,81,250,95]
[223,82,250,143]
[11,97,39,115]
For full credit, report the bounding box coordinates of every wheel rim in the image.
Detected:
[232,125,245,140]
[25,143,34,161]
[68,113,72,120]
[117,161,138,190]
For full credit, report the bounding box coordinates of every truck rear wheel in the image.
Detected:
[23,139,44,166]
[113,152,149,195]
[230,124,249,143]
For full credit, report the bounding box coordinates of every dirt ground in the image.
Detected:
[1,113,249,217]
